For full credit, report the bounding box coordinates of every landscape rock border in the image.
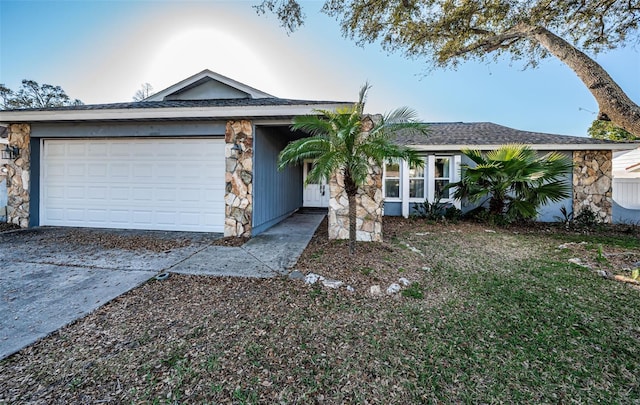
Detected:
[292,271,415,297]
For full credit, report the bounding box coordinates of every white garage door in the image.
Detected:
[41,138,226,232]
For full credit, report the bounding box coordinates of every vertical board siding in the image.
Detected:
[253,127,302,234]
[29,137,41,226]
[613,178,640,210]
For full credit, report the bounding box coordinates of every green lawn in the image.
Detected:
[1,220,639,404]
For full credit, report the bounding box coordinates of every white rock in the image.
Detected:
[401,242,424,256]
[399,277,411,286]
[386,283,401,294]
[568,258,590,268]
[422,266,432,272]
[484,229,496,233]
[322,279,344,289]
[369,285,382,295]
[304,273,325,285]
[346,285,355,292]
[415,232,430,236]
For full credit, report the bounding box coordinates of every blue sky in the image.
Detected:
[1,0,638,136]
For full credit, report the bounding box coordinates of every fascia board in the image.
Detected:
[409,143,640,152]
[0,103,352,123]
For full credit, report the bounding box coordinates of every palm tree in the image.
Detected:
[451,144,573,221]
[278,84,427,254]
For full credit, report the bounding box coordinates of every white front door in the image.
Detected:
[303,160,329,208]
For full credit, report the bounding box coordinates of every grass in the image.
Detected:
[0,219,639,403]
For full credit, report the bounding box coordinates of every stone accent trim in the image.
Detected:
[6,124,31,227]
[573,150,612,223]
[224,120,253,237]
[328,164,383,242]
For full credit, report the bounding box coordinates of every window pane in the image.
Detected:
[409,179,424,198]
[435,179,450,199]
[385,179,400,198]
[409,165,424,178]
[385,163,400,177]
[435,158,450,178]
[306,162,319,185]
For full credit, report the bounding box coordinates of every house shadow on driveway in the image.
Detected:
[0,212,324,360]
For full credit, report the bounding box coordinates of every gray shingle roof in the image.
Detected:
[1,98,349,112]
[393,122,632,146]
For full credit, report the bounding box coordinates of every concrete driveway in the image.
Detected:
[0,212,324,360]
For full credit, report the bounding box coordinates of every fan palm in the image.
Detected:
[451,144,573,221]
[278,83,428,254]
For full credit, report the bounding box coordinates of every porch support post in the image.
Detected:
[224,120,253,237]
[325,114,385,242]
[328,164,384,242]
[401,160,410,218]
[572,150,613,223]
[6,123,31,227]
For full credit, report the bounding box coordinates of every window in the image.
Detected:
[384,162,400,198]
[434,157,451,199]
[409,164,425,199]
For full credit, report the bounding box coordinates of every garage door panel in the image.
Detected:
[41,138,225,232]
[87,209,108,223]
[67,186,85,200]
[87,186,107,200]
[67,164,86,177]
[87,143,109,156]
[109,164,130,177]
[88,164,108,177]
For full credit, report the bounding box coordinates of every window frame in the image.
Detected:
[383,160,402,201]
[408,159,427,202]
[433,156,453,202]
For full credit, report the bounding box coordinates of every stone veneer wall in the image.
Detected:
[573,150,612,223]
[328,164,383,242]
[6,124,31,227]
[224,120,253,237]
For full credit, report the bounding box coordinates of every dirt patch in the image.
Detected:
[56,229,194,252]
[294,217,550,293]
[211,236,249,247]
[0,222,20,233]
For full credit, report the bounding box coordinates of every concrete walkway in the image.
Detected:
[0,211,324,359]
[170,212,325,277]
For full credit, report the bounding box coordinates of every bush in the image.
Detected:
[411,200,461,222]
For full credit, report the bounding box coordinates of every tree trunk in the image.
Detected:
[520,24,640,137]
[348,191,357,255]
[344,172,358,255]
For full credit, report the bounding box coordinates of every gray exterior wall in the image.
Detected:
[31,121,227,138]
[612,202,640,224]
[536,151,573,222]
[383,201,402,216]
[165,80,249,100]
[29,137,40,226]
[252,126,302,235]
[0,178,6,222]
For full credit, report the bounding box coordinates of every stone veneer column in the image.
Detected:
[328,164,384,242]
[573,150,612,223]
[6,124,31,227]
[224,120,253,237]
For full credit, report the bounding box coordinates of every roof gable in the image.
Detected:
[145,69,273,101]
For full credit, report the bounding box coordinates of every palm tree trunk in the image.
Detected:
[344,173,358,255]
[348,192,357,255]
